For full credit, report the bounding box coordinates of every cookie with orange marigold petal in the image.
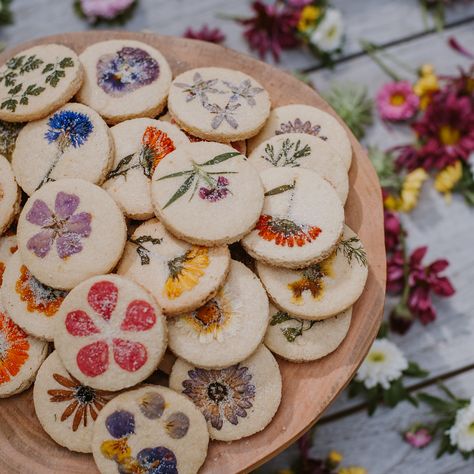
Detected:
[0,232,17,287]
[102,118,189,220]
[241,167,344,269]
[0,155,21,235]
[117,219,230,316]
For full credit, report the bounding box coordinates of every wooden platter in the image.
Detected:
[0,32,386,474]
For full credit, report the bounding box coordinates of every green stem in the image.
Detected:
[36,147,64,191]
[215,12,246,22]
[359,39,402,82]
[106,163,141,181]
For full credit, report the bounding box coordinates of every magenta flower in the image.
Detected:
[384,210,402,254]
[199,176,230,202]
[404,426,433,448]
[183,25,226,44]
[26,192,92,259]
[79,0,135,20]
[376,81,420,121]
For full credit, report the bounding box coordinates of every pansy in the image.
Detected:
[376,81,420,121]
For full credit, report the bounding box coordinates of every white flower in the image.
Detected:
[310,9,344,53]
[355,338,408,389]
[447,397,474,452]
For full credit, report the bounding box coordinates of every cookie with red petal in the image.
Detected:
[0,232,17,287]
[54,274,167,391]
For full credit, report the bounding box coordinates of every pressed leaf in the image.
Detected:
[265,181,296,197]
[156,169,194,181]
[105,153,135,180]
[42,63,54,74]
[201,151,239,166]
[281,327,301,343]
[162,173,196,209]
[270,310,292,326]
[59,57,74,68]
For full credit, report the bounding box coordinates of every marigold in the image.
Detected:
[141,126,176,176]
[297,5,320,32]
[434,160,462,203]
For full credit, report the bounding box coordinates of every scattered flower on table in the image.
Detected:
[413,64,439,110]
[376,81,419,121]
[404,424,433,448]
[308,8,344,53]
[384,210,402,253]
[74,0,138,25]
[183,25,226,44]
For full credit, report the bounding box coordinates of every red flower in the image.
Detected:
[384,210,402,254]
[183,25,226,44]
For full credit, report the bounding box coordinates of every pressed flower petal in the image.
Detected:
[54,192,80,219]
[87,281,118,321]
[139,392,165,419]
[65,212,92,237]
[105,410,135,439]
[56,233,83,259]
[26,230,54,258]
[76,341,109,377]
[121,300,156,331]
[26,199,53,226]
[112,338,147,372]
[65,310,101,337]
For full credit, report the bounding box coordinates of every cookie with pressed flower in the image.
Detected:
[54,274,167,391]
[248,132,349,204]
[76,40,172,124]
[102,118,189,220]
[247,104,352,169]
[0,44,83,122]
[0,120,24,160]
[241,167,344,269]
[0,155,21,235]
[152,141,264,246]
[167,259,269,369]
[12,103,114,196]
[17,179,126,290]
[117,219,230,316]
[265,303,352,362]
[257,225,368,320]
[1,252,68,340]
[168,67,271,141]
[0,232,17,287]
[169,344,281,441]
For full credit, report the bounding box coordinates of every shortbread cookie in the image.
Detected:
[54,274,167,391]
[168,67,270,141]
[248,133,349,204]
[0,303,48,397]
[167,260,269,369]
[0,120,24,160]
[117,219,230,315]
[12,103,114,196]
[169,344,281,441]
[152,141,264,246]
[257,225,368,320]
[0,44,83,122]
[241,167,344,269]
[0,232,17,286]
[17,179,126,290]
[0,155,21,235]
[247,104,352,169]
[92,385,209,474]
[265,304,352,362]
[102,118,189,219]
[77,40,172,124]
[34,351,116,453]
[1,252,68,340]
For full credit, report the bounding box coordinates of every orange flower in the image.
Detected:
[141,126,176,176]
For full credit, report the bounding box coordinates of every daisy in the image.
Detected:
[376,81,420,121]
[310,8,344,53]
[448,397,474,452]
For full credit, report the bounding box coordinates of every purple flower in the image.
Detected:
[79,0,135,20]
[404,426,433,448]
[199,176,230,202]
[183,25,226,44]
[26,192,92,259]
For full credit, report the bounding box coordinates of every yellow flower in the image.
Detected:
[339,468,368,474]
[414,63,439,110]
[297,5,320,32]
[434,160,462,203]
[328,450,343,464]
[100,438,131,464]
[383,193,402,211]
[399,168,428,212]
[278,470,295,474]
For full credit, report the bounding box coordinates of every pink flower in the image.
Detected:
[404,426,433,448]
[384,210,402,254]
[183,25,226,44]
[376,81,420,121]
[80,0,135,20]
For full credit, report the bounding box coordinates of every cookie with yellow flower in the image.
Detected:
[0,155,21,235]
[117,218,230,315]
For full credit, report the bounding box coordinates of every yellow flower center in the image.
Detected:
[326,25,338,40]
[468,422,474,434]
[439,125,460,146]
[368,351,385,363]
[390,93,406,106]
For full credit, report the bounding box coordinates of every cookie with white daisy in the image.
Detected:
[76,40,172,124]
[256,225,368,320]
[0,232,17,287]
[151,141,264,246]
[169,344,281,441]
[167,260,269,369]
[102,118,189,220]
[241,167,344,269]
[12,103,114,196]
[168,67,270,141]
[0,154,21,235]
[247,104,352,169]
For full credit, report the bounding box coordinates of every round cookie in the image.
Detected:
[265,304,352,362]
[34,351,116,453]
[1,252,68,340]
[168,67,270,141]
[0,120,24,160]
[117,219,230,316]
[12,103,114,196]
[241,167,344,269]
[0,44,83,122]
[0,232,17,287]
[102,118,189,220]
[17,179,126,290]
[76,40,172,124]
[256,225,368,320]
[54,274,167,391]
[0,155,21,235]
[0,302,48,397]
[152,141,264,246]
[92,385,209,474]
[167,260,269,369]
[248,133,349,204]
[169,344,281,441]
[247,104,352,169]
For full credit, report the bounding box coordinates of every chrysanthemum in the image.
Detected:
[377,81,419,121]
[448,397,474,452]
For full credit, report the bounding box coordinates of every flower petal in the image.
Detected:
[76,341,109,377]
[65,212,92,237]
[88,281,118,321]
[410,246,428,265]
[56,233,83,259]
[26,199,53,226]
[121,300,156,331]
[54,192,80,219]
[112,338,147,372]
[105,410,135,439]
[26,230,54,258]
[66,310,101,337]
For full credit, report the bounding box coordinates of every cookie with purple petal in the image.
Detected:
[0,154,21,235]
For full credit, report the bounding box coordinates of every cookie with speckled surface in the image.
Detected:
[0,155,21,235]
[0,233,17,287]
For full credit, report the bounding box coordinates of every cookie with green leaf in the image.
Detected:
[0,44,83,122]
[0,154,21,235]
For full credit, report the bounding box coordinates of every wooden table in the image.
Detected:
[1,1,474,473]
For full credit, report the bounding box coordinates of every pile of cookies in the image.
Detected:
[0,38,369,474]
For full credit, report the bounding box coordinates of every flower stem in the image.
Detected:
[359,39,402,82]
[36,148,63,191]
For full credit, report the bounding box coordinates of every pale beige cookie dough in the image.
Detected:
[17,179,126,290]
[102,118,189,220]
[256,225,368,320]
[242,167,344,269]
[0,120,24,160]
[12,103,114,196]
[167,260,269,369]
[169,344,281,441]
[77,40,172,124]
[168,67,270,141]
[92,385,209,474]
[117,219,230,316]
[247,104,352,169]
[0,44,83,122]
[0,232,17,287]
[0,154,21,235]
[265,304,352,362]
[152,141,264,246]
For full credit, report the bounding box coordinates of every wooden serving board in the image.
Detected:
[0,32,386,474]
